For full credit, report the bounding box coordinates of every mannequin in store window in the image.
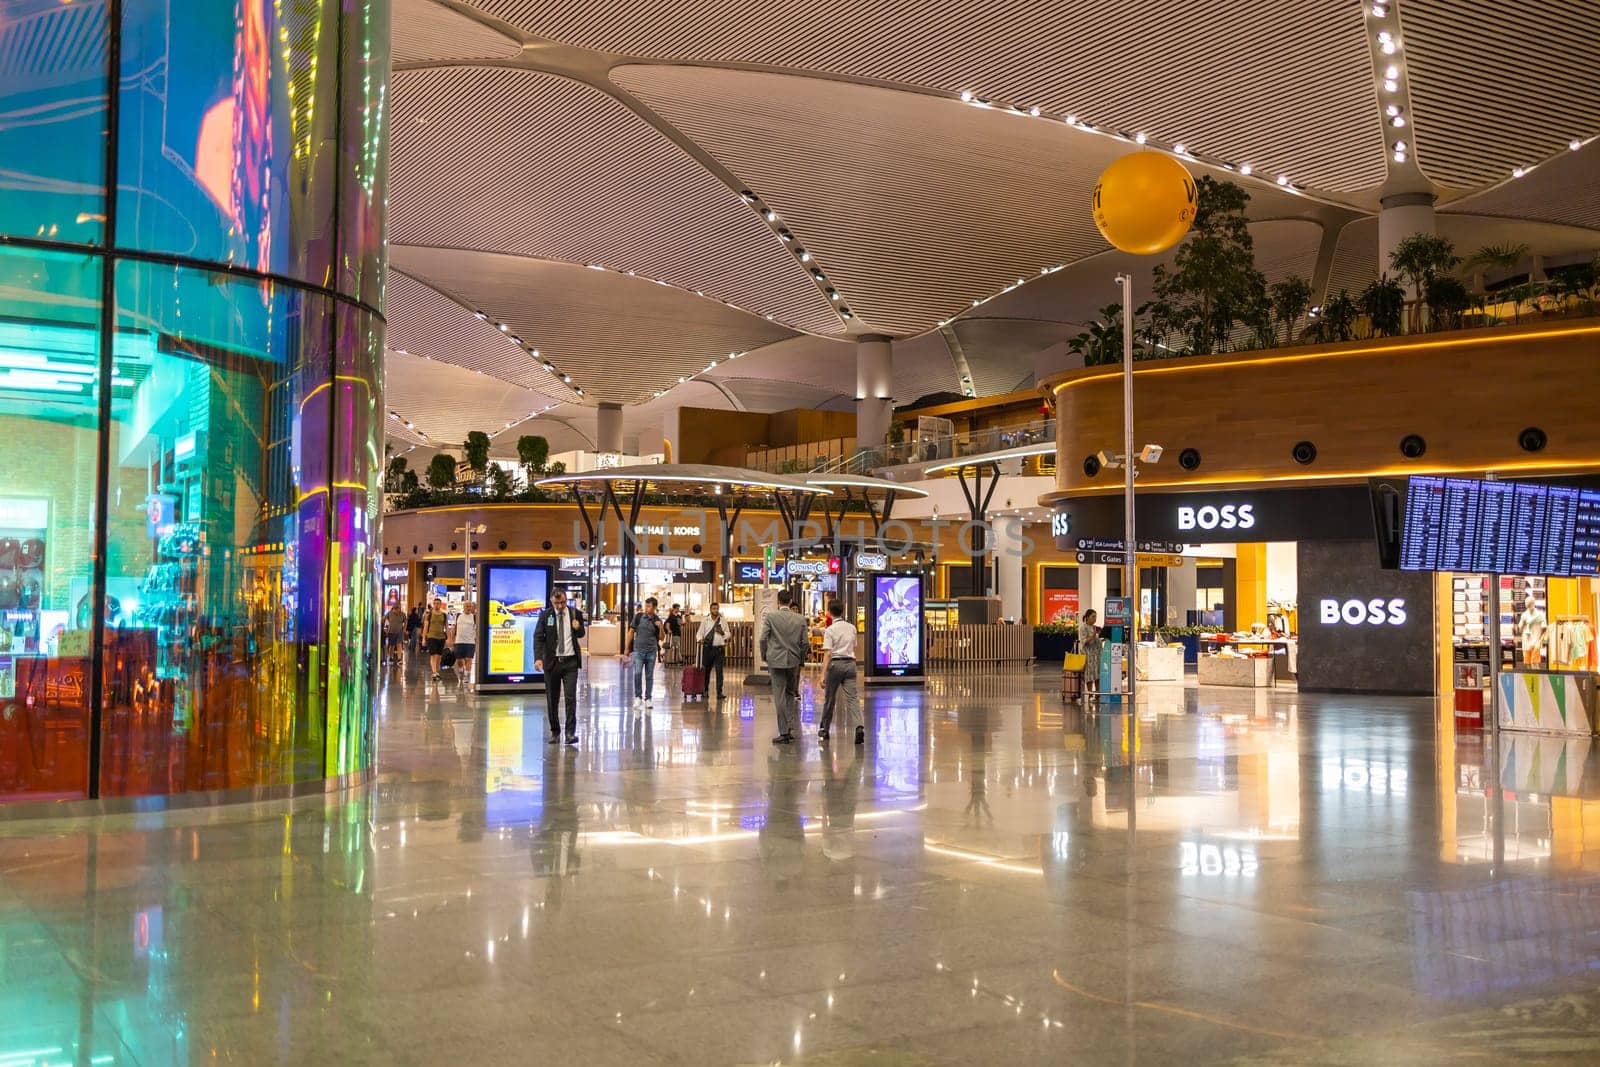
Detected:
[1517,602,1547,668]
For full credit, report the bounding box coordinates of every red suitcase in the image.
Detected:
[681,664,707,700]
[681,646,708,700]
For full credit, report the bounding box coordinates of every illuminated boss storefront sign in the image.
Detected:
[1053,486,1373,549]
[1319,597,1407,626]
[1298,540,1436,696]
[1177,502,1255,532]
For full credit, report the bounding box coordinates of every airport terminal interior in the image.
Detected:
[2,1,1599,1064]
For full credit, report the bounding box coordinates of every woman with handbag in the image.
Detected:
[1077,609,1102,696]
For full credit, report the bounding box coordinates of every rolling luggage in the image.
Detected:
[681,646,708,700]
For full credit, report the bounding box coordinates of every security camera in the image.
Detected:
[1138,444,1163,464]
[1095,449,1118,469]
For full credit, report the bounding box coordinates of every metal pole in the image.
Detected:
[1486,571,1502,741]
[1118,274,1136,716]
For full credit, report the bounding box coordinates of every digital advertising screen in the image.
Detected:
[868,573,924,682]
[479,562,551,689]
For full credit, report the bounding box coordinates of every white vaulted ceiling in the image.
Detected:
[391,245,797,405]
[380,0,1600,456]
[475,0,1390,193]
[388,66,841,333]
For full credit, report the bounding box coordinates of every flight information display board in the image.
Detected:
[1400,475,1600,577]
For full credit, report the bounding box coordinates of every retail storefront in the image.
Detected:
[1390,474,1600,733]
[0,0,386,808]
[1053,485,1438,695]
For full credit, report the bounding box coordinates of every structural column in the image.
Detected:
[856,335,893,453]
[659,407,682,464]
[596,402,623,455]
[1165,558,1198,627]
[993,515,1025,621]
[1378,192,1437,295]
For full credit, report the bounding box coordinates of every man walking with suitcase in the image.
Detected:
[534,590,587,746]
[695,601,730,700]
[759,589,809,745]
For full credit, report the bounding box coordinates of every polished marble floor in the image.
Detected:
[4,655,1600,1065]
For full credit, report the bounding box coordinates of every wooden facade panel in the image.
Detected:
[1045,320,1600,496]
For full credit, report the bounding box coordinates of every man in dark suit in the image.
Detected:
[534,590,587,746]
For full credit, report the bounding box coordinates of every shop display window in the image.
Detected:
[100,259,334,796]
[339,0,392,307]
[0,0,108,244]
[115,0,343,288]
[0,246,102,800]
[327,302,381,777]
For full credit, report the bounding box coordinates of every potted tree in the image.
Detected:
[426,453,458,492]
[1358,275,1405,337]
[1068,305,1126,365]
[1153,176,1269,355]
[516,433,550,485]
[1389,233,1459,332]
[1269,276,1313,346]
[1316,290,1359,342]
[1425,274,1472,331]
[1465,242,1529,300]
[462,431,492,492]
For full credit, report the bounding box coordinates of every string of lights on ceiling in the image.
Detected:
[386,408,431,452]
[1366,3,1414,170]
[650,349,748,401]
[736,187,854,325]
[952,87,1306,196]
[933,0,1590,326]
[488,401,563,443]
[1363,2,1587,180]
[639,185,856,405]
[385,396,566,453]
[462,307,586,400]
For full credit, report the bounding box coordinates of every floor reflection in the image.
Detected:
[2,661,1599,1063]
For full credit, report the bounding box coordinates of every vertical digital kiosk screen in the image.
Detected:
[480,562,552,689]
[1437,478,1482,571]
[1505,483,1549,576]
[869,574,924,681]
[1542,486,1580,577]
[1472,480,1516,573]
[1573,489,1600,577]
[1399,475,1444,570]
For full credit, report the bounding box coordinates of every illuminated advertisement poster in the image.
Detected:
[1042,589,1080,624]
[869,574,924,682]
[480,563,550,689]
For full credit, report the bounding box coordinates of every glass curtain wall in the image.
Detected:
[0,0,388,804]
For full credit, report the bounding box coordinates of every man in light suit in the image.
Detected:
[534,590,587,746]
[759,588,810,745]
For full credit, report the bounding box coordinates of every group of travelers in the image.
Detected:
[757,590,863,747]
[391,588,865,751]
[382,597,478,686]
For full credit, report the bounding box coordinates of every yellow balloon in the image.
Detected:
[1092,152,1198,255]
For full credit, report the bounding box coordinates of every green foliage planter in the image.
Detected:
[1034,628,1079,661]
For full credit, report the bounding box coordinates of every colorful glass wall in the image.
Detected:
[0,0,388,804]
